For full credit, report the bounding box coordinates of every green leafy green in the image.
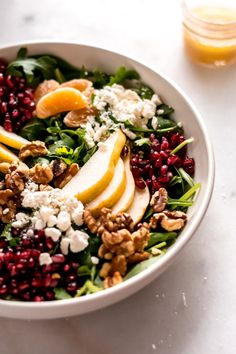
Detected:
[134,137,151,147]
[157,104,175,116]
[54,288,72,300]
[0,223,20,247]
[134,84,154,99]
[76,280,102,297]
[147,232,177,248]
[20,118,47,141]
[124,256,162,280]
[109,66,139,86]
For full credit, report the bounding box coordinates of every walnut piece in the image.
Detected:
[150,187,168,212]
[104,272,123,289]
[150,210,187,231]
[29,163,53,184]
[0,189,14,205]
[19,141,48,161]
[53,163,79,189]
[0,201,16,223]
[127,251,150,264]
[5,171,25,192]
[50,159,67,177]
[132,223,149,252]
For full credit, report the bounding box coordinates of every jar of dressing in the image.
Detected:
[182,0,236,67]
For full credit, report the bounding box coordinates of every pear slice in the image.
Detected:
[86,158,126,216]
[0,143,19,163]
[0,126,29,150]
[127,185,150,225]
[62,130,126,203]
[112,154,135,214]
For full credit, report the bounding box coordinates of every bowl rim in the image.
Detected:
[0,40,215,314]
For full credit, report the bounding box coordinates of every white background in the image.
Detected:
[0,0,236,353]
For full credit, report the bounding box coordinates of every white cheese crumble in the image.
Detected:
[12,182,89,256]
[39,252,52,266]
[91,256,99,265]
[83,83,163,147]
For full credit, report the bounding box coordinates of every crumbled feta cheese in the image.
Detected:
[12,212,30,228]
[26,229,34,237]
[71,206,84,226]
[39,206,55,223]
[151,94,162,106]
[69,230,89,253]
[157,109,164,115]
[47,215,58,227]
[122,129,137,140]
[57,211,71,231]
[60,237,70,255]
[34,219,46,230]
[39,252,52,266]
[91,256,99,265]
[45,227,61,242]
[151,116,158,130]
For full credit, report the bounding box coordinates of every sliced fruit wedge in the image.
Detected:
[127,185,150,225]
[86,158,126,216]
[112,154,135,214]
[62,130,126,203]
[0,143,19,163]
[0,126,29,150]
[36,87,88,119]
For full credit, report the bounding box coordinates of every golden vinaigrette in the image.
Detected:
[182,1,236,67]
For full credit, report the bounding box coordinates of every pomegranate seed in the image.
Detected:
[131,166,141,178]
[19,282,30,292]
[66,274,77,282]
[45,237,55,250]
[32,278,42,288]
[46,290,55,300]
[160,165,168,176]
[160,150,169,160]
[135,178,146,189]
[152,140,161,151]
[161,137,169,150]
[154,158,162,168]
[3,120,13,132]
[0,73,4,84]
[67,282,78,293]
[1,101,8,113]
[34,295,44,302]
[167,155,182,167]
[183,157,195,175]
[51,254,65,264]
[150,151,160,161]
[11,109,19,118]
[0,285,8,295]
[63,264,71,272]
[21,292,31,301]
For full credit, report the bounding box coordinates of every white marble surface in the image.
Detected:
[0,0,236,353]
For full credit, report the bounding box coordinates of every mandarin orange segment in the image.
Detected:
[34,80,60,103]
[60,79,92,92]
[36,87,89,119]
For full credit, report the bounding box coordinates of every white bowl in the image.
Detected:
[0,42,214,319]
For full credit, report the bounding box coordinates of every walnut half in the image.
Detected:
[150,210,187,231]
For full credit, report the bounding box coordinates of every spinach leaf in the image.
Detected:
[124,256,162,280]
[54,288,72,300]
[147,232,177,248]
[134,84,154,99]
[0,223,20,247]
[157,104,174,116]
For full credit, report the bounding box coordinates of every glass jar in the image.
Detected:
[182,0,236,67]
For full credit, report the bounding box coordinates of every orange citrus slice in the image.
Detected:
[36,87,89,119]
[34,80,60,103]
[60,79,92,92]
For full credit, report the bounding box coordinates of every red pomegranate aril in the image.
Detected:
[158,176,170,184]
[135,178,146,189]
[46,290,55,300]
[146,178,152,187]
[10,266,17,277]
[19,282,30,292]
[160,165,168,176]
[1,101,8,113]
[34,295,44,302]
[22,96,31,105]
[11,109,19,119]
[154,158,162,168]
[0,277,5,286]
[167,171,173,180]
[28,101,36,111]
[5,75,14,88]
[21,292,31,301]
[63,264,71,272]
[20,250,31,259]
[3,120,12,132]
[152,141,161,151]
[131,166,141,178]
[161,137,169,150]
[45,237,55,250]
[167,155,182,167]
[0,239,8,248]
[31,249,40,259]
[67,282,78,293]
[66,274,77,283]
[0,73,4,84]
[10,279,18,288]
[32,278,42,288]
[0,285,8,295]
[43,274,52,287]
[160,150,169,160]
[51,254,65,264]
[130,156,139,166]
[150,151,160,161]
[183,157,195,175]
[50,278,59,287]
[152,179,161,191]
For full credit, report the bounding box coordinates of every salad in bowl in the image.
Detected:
[0,43,213,318]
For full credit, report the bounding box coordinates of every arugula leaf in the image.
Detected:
[19,118,46,141]
[108,66,139,86]
[147,232,177,248]
[54,288,72,300]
